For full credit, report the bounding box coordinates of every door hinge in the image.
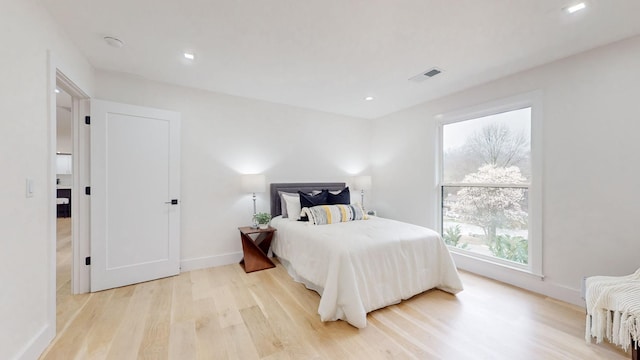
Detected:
[85,256,91,265]
[85,186,91,195]
[85,115,90,125]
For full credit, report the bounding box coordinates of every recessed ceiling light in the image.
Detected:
[364,96,374,101]
[103,36,125,48]
[54,88,60,94]
[184,52,195,60]
[566,2,586,13]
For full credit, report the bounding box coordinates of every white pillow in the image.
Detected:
[282,193,303,221]
[278,191,297,218]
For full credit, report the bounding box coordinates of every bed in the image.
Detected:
[269,182,463,328]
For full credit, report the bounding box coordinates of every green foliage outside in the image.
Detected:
[488,234,528,264]
[443,225,468,249]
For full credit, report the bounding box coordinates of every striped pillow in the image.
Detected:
[301,204,368,225]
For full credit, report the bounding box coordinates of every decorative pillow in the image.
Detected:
[278,191,298,218]
[281,192,303,220]
[299,190,329,208]
[301,203,368,225]
[327,187,350,205]
[298,190,329,221]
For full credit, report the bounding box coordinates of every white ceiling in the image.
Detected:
[41,0,640,119]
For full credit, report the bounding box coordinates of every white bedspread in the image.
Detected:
[270,216,463,328]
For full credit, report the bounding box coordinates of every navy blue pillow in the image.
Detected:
[298,190,329,221]
[299,190,329,208]
[327,187,350,205]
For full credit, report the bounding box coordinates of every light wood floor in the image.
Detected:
[45,219,629,360]
[54,217,92,336]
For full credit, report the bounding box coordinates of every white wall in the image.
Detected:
[56,107,72,153]
[93,70,372,270]
[0,1,93,359]
[371,35,640,306]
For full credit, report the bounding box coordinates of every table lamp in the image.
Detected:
[353,175,372,210]
[241,174,266,228]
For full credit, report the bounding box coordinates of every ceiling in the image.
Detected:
[40,0,640,119]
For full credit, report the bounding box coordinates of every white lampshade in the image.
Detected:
[353,175,372,191]
[241,174,266,193]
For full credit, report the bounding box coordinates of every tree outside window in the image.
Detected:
[441,108,531,265]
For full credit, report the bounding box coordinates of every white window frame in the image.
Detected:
[436,91,543,277]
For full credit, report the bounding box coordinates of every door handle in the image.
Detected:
[165,199,179,205]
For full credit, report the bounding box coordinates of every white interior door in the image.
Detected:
[90,99,180,292]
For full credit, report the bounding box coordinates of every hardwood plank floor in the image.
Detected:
[46,219,629,359]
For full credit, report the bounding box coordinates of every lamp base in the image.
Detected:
[251,194,258,229]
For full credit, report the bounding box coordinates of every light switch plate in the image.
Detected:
[26,178,34,198]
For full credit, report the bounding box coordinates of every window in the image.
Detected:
[439,94,541,275]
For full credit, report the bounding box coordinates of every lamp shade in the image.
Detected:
[241,174,266,193]
[353,175,372,191]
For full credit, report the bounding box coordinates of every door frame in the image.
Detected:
[40,51,91,360]
[60,73,91,295]
[48,54,91,317]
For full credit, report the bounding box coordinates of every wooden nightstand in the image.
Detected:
[238,226,276,273]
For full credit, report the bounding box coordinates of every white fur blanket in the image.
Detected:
[585,268,640,351]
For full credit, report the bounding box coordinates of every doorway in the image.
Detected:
[52,71,91,338]
[54,86,75,332]
[51,71,181,328]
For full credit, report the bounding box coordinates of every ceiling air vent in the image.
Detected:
[409,67,443,82]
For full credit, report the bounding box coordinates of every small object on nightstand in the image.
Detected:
[254,212,272,229]
[238,226,276,273]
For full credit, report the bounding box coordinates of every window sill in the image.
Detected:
[449,247,544,280]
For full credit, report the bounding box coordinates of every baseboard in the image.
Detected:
[13,323,54,360]
[180,252,244,272]
[452,253,585,308]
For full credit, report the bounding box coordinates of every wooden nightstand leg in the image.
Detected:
[254,232,273,254]
[239,233,275,273]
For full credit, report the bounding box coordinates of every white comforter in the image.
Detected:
[270,216,463,328]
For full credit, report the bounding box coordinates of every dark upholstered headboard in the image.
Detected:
[270,182,346,217]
